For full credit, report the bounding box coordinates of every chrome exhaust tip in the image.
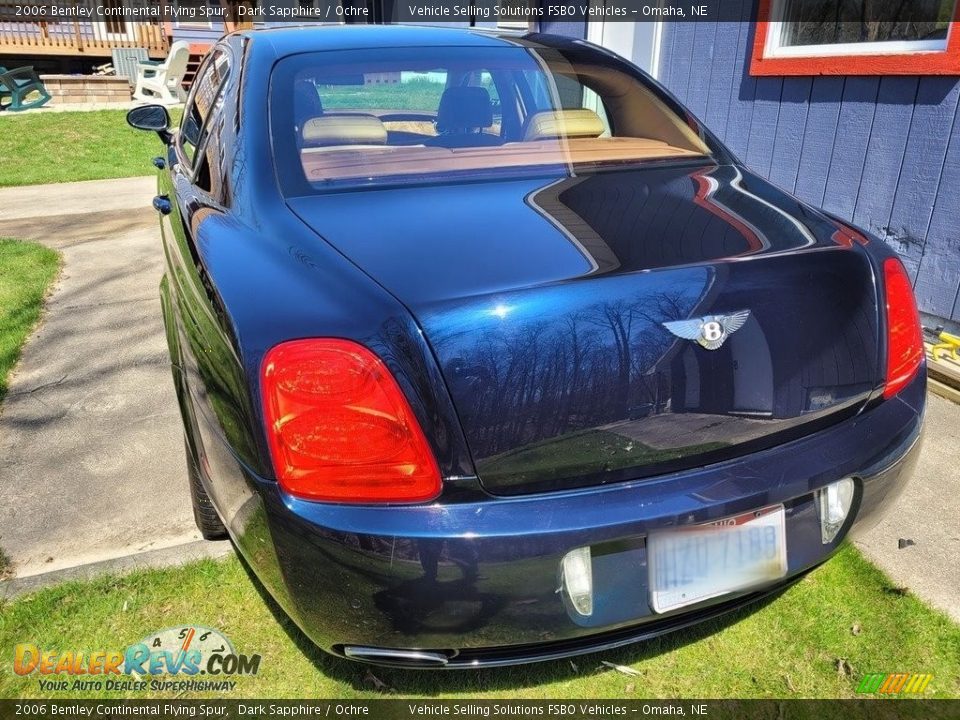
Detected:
[342,646,454,667]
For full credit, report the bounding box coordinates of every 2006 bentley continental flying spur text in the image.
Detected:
[127,25,926,668]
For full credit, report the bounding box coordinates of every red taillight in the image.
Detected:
[882,258,924,399]
[260,339,441,503]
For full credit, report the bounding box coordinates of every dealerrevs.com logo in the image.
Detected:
[14,626,261,693]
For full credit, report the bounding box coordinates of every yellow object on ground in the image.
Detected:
[932,331,960,361]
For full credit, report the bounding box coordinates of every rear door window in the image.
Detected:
[179,47,231,175]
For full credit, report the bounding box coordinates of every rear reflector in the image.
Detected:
[260,339,441,503]
[816,477,855,544]
[561,546,594,617]
[882,258,924,399]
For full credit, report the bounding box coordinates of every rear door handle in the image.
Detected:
[152,195,172,215]
[152,156,166,170]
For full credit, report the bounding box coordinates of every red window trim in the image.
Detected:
[750,0,960,76]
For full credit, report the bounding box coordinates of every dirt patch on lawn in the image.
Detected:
[0,547,13,580]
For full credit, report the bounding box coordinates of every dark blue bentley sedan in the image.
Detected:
[127,25,925,668]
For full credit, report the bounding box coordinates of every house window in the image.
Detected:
[751,0,960,75]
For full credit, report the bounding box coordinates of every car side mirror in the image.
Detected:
[127,104,172,144]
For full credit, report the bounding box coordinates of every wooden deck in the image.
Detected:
[0,5,168,58]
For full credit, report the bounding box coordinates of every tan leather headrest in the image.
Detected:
[524,109,605,141]
[302,115,387,147]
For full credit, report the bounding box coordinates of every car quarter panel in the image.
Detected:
[161,35,478,542]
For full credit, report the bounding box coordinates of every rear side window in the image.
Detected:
[179,48,231,177]
[271,44,714,195]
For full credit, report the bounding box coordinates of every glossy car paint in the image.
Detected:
[149,26,925,667]
[288,164,883,495]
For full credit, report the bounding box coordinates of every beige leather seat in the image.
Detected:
[523,109,605,141]
[301,115,388,148]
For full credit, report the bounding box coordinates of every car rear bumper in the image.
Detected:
[214,373,924,668]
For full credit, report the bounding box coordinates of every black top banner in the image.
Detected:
[0,0,937,24]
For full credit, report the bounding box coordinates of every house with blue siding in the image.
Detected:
[540,2,960,330]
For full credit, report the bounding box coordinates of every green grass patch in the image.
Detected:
[0,238,60,402]
[0,110,179,187]
[315,76,501,114]
[0,545,957,699]
[318,80,446,113]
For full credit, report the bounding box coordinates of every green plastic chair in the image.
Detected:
[0,65,52,112]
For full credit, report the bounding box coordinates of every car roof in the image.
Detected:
[235,24,570,57]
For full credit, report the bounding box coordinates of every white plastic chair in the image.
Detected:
[133,41,189,105]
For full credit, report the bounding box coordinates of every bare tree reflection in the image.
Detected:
[435,286,702,463]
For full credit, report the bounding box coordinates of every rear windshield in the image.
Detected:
[270,43,715,195]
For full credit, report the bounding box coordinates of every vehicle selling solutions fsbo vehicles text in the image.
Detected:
[404,4,632,18]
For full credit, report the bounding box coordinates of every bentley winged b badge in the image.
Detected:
[663,310,751,350]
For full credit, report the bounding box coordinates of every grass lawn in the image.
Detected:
[319,78,447,112]
[0,238,60,403]
[0,545,957,699]
[0,110,178,187]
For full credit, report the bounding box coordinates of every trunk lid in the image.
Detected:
[288,163,882,495]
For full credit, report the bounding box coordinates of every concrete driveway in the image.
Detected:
[0,176,200,577]
[854,393,960,622]
[0,176,958,625]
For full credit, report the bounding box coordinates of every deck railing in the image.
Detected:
[0,1,169,58]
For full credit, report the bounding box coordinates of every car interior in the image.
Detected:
[287,56,711,186]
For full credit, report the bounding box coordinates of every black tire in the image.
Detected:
[186,439,228,540]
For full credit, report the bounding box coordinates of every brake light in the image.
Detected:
[260,339,441,503]
[882,258,924,399]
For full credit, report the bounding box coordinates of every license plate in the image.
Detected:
[648,505,787,613]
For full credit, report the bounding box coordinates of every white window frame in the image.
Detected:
[585,10,662,79]
[764,13,951,58]
[496,0,533,29]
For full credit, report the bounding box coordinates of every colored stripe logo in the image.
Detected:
[856,673,933,694]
